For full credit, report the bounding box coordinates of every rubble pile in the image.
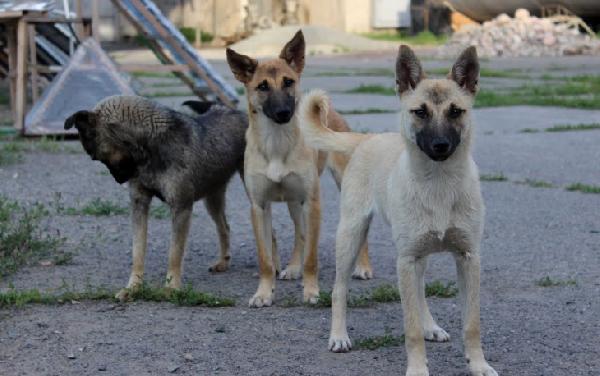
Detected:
[439,9,600,57]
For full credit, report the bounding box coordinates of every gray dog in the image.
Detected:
[64,96,247,300]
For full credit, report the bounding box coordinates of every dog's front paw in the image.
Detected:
[278,264,302,280]
[424,325,450,342]
[329,334,352,353]
[115,288,132,302]
[208,259,230,273]
[469,362,498,376]
[352,264,373,280]
[248,291,273,308]
[303,286,320,305]
[406,366,429,376]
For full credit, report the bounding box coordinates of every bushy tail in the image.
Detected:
[299,89,369,154]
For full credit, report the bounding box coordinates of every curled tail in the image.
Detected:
[299,89,369,154]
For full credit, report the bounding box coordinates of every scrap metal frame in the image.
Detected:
[112,0,238,108]
[0,10,92,133]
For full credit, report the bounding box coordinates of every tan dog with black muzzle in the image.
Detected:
[226,30,373,307]
[299,46,498,376]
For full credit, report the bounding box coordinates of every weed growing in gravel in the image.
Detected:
[546,123,600,132]
[0,197,64,276]
[425,281,458,298]
[536,276,577,287]
[476,76,600,109]
[354,332,405,350]
[517,179,555,188]
[338,108,395,115]
[128,283,235,307]
[345,84,396,96]
[0,286,114,308]
[0,283,235,308]
[371,284,400,303]
[480,173,508,182]
[520,128,540,133]
[0,141,25,165]
[150,204,170,219]
[64,198,128,216]
[565,183,600,194]
[236,87,245,95]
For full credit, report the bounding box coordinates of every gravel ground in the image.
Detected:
[0,53,599,375]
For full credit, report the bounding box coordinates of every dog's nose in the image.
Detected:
[431,138,450,154]
[275,109,292,122]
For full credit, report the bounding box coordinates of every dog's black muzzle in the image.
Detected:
[416,126,460,162]
[263,92,295,124]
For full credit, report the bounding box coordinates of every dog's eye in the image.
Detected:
[283,78,295,88]
[411,107,428,119]
[256,81,270,92]
[448,106,465,119]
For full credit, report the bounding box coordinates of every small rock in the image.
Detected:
[98,365,107,371]
[183,353,194,361]
[67,353,76,360]
[168,364,180,373]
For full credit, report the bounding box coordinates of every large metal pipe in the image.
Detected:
[446,0,600,22]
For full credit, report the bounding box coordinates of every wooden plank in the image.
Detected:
[118,64,190,73]
[6,23,17,120]
[15,18,28,132]
[28,24,39,102]
[127,0,233,106]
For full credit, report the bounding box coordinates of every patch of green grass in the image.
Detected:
[146,81,183,88]
[480,173,508,182]
[428,67,524,78]
[425,281,458,298]
[129,283,234,307]
[519,128,540,133]
[311,68,394,77]
[338,108,395,115]
[546,123,600,132]
[63,198,128,216]
[150,204,170,220]
[0,142,24,166]
[517,179,554,188]
[236,87,245,95]
[565,183,600,194]
[0,197,64,276]
[535,276,577,287]
[178,27,213,44]
[354,333,404,350]
[52,251,74,265]
[0,283,234,308]
[345,84,396,96]
[362,31,447,45]
[476,75,600,109]
[371,284,400,303]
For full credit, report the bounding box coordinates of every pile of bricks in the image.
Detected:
[439,9,600,57]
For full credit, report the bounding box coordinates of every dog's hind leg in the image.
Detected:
[416,256,450,342]
[454,251,497,376]
[278,201,305,280]
[329,209,371,352]
[327,153,373,280]
[116,185,152,301]
[165,205,193,290]
[249,202,276,307]
[205,188,231,273]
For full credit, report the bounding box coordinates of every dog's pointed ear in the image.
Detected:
[395,45,424,95]
[279,30,305,74]
[226,48,258,84]
[450,46,479,95]
[64,110,96,130]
